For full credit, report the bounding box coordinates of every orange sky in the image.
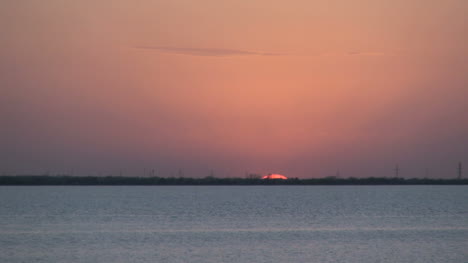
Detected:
[1,0,467,177]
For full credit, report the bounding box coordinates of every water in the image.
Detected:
[0,186,467,262]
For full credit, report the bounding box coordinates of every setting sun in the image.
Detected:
[261,174,288,180]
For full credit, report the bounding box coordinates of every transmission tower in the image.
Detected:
[458,162,462,179]
[395,164,400,177]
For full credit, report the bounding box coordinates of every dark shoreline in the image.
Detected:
[0,175,467,185]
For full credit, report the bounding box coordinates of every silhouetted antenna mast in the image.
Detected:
[458,162,462,179]
[395,164,400,177]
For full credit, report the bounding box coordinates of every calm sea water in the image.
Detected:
[0,186,467,263]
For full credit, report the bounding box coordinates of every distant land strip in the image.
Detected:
[0,176,467,185]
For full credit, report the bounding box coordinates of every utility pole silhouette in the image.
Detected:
[458,162,462,179]
[394,164,400,177]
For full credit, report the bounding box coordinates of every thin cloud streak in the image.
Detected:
[135,46,390,58]
[346,51,387,56]
[317,51,390,57]
[135,46,283,57]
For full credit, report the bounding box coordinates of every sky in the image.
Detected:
[1,0,467,178]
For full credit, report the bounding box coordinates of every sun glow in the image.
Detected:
[261,174,288,180]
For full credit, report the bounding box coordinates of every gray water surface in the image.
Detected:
[0,186,467,262]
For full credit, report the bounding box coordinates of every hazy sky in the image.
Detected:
[1,0,467,178]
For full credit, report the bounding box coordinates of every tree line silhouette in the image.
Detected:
[0,175,466,185]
